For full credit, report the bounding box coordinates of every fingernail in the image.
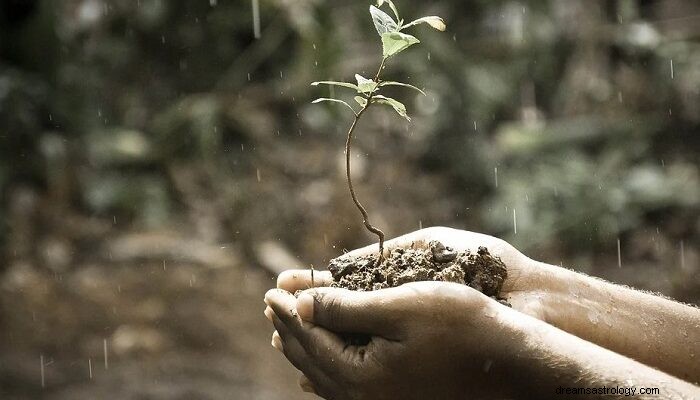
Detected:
[296,292,314,322]
[264,306,274,321]
[299,380,316,394]
[271,331,283,352]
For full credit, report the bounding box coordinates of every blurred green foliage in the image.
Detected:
[1,0,698,291]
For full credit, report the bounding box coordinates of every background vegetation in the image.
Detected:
[1,0,698,398]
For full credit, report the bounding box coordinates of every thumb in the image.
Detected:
[296,287,400,338]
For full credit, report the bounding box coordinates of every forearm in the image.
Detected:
[496,304,700,399]
[512,259,700,383]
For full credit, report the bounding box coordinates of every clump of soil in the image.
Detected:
[328,241,508,301]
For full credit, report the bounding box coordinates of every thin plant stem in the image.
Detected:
[344,58,387,265]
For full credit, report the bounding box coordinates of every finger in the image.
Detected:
[271,313,337,393]
[268,292,356,373]
[296,287,402,338]
[271,330,284,352]
[298,374,317,394]
[277,270,333,293]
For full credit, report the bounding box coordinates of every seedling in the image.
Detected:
[311,1,445,266]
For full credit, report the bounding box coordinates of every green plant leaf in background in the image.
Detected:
[376,0,400,22]
[381,31,420,58]
[378,81,426,96]
[373,94,410,121]
[311,98,357,115]
[311,81,360,90]
[355,73,379,94]
[401,16,446,31]
[369,5,398,35]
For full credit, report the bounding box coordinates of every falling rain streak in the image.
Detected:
[40,354,45,388]
[617,238,622,268]
[512,209,517,234]
[104,339,109,370]
[670,59,674,80]
[680,240,685,270]
[252,0,261,39]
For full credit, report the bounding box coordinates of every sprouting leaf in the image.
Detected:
[312,98,357,115]
[355,74,379,94]
[381,31,420,58]
[311,81,360,91]
[354,96,368,107]
[369,5,398,36]
[401,16,446,31]
[376,0,400,22]
[372,95,410,121]
[378,81,426,96]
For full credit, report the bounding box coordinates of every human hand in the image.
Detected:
[277,227,549,319]
[265,281,525,400]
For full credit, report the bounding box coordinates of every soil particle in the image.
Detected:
[328,240,508,301]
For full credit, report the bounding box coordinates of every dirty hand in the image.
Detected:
[277,227,549,319]
[264,281,525,400]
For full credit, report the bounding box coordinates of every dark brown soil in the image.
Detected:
[328,241,509,301]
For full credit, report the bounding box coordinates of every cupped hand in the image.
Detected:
[277,227,549,319]
[265,281,523,400]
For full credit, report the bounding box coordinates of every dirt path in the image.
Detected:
[0,231,311,399]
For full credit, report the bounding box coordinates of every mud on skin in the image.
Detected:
[328,241,509,302]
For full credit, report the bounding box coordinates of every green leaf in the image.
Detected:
[377,0,400,22]
[373,95,410,121]
[378,81,426,96]
[401,16,446,31]
[354,74,379,94]
[354,96,368,107]
[311,81,360,91]
[381,31,420,58]
[311,98,357,115]
[369,5,398,36]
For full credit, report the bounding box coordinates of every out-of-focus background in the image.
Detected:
[0,0,698,398]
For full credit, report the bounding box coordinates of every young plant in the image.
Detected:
[311,0,445,265]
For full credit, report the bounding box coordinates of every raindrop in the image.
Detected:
[512,208,517,234]
[473,120,477,131]
[256,168,261,182]
[40,354,45,388]
[312,43,317,50]
[419,220,423,230]
[210,0,217,6]
[247,73,251,81]
[88,358,93,380]
[494,167,498,188]
[680,240,685,270]
[252,0,261,39]
[427,52,431,61]
[161,35,165,44]
[617,238,622,268]
[670,59,674,80]
[103,339,109,370]
[617,91,622,103]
